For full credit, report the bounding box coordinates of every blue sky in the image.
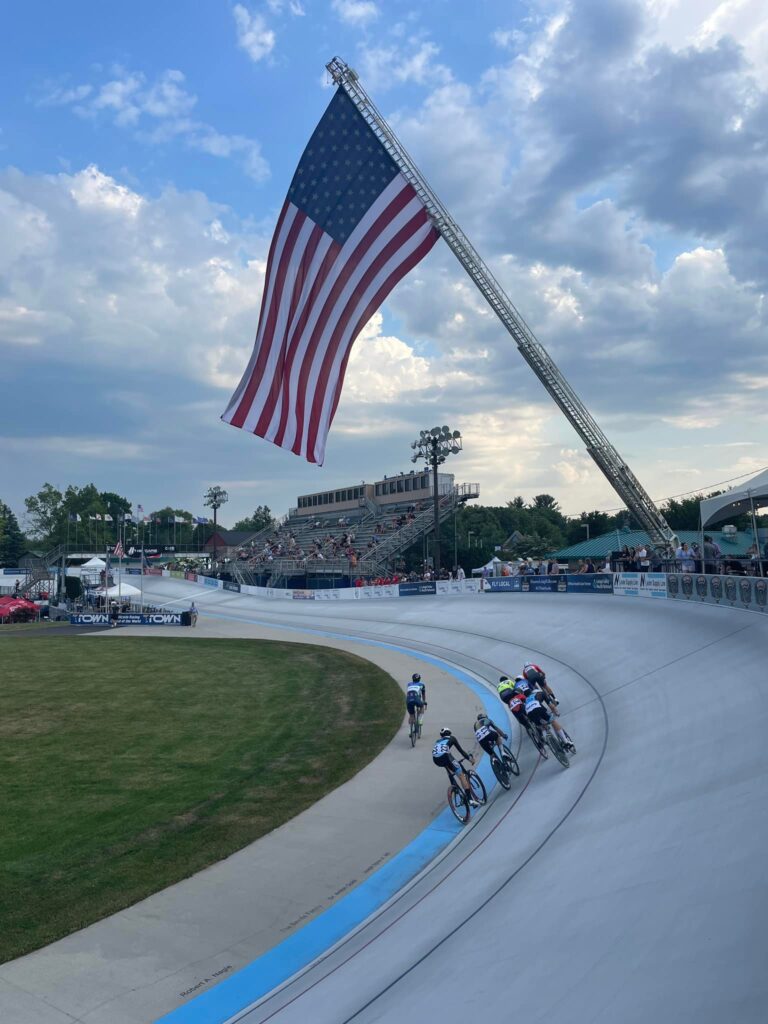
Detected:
[1,0,767,530]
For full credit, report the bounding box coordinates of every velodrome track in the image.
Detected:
[137,579,768,1023]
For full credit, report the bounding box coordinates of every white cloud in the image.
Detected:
[332,0,379,26]
[358,41,452,91]
[233,5,276,63]
[43,66,269,182]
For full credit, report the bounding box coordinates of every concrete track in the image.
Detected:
[5,580,767,1024]
[142,581,768,1024]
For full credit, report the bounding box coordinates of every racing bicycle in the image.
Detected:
[489,742,520,790]
[536,722,571,768]
[447,757,488,824]
[409,703,427,746]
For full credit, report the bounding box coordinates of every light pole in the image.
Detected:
[410,426,462,578]
[203,486,229,566]
[581,523,590,541]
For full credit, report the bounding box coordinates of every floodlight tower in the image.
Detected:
[411,426,462,577]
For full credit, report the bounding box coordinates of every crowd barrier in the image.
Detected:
[111,569,766,616]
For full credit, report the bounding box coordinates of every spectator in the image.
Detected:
[675,541,695,572]
[637,544,650,572]
[189,601,198,627]
[456,565,466,581]
[703,535,718,573]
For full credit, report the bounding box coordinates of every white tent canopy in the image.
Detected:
[472,556,502,575]
[81,556,107,568]
[94,583,142,599]
[700,467,768,527]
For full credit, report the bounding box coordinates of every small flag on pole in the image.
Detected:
[221,88,439,465]
[114,540,125,559]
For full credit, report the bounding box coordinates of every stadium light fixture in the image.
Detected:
[409,425,463,577]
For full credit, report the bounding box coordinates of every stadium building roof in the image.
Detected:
[548,529,757,560]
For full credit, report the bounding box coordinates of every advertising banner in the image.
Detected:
[69,613,183,625]
[398,581,437,597]
[184,572,198,582]
[613,572,667,598]
[291,589,315,600]
[203,576,220,588]
[222,581,241,593]
[565,574,614,594]
[3,568,28,575]
[435,579,482,595]
[521,577,564,593]
[666,572,766,612]
[483,577,522,592]
[170,570,184,579]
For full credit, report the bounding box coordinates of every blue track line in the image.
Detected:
[156,611,498,1024]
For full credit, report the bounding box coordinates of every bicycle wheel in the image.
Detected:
[416,712,423,739]
[468,771,487,805]
[409,720,416,747]
[490,754,511,790]
[501,743,520,777]
[531,725,549,759]
[547,730,570,768]
[448,784,470,823]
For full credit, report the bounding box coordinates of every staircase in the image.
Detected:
[18,544,65,598]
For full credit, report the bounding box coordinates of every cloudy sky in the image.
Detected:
[2,0,767,527]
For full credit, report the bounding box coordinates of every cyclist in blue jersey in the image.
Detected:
[406,673,427,730]
[432,728,477,805]
[524,690,575,752]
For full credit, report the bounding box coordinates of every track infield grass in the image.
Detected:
[0,636,404,962]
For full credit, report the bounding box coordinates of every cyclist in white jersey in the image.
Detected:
[432,728,477,805]
[474,713,509,760]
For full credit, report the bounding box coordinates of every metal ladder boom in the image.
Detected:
[326,57,675,548]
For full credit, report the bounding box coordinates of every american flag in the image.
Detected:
[221,88,439,464]
[113,540,125,559]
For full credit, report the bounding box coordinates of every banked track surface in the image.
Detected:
[140,580,768,1024]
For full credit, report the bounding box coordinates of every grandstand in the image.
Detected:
[227,470,479,589]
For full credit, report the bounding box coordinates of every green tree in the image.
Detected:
[0,501,25,567]
[233,505,276,533]
[25,484,64,541]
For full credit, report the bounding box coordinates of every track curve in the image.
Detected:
[140,582,768,1024]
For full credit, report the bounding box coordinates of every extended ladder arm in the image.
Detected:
[326,57,676,549]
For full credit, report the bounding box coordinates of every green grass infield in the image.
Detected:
[0,636,404,963]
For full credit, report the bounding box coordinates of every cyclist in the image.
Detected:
[432,728,478,806]
[474,713,509,760]
[522,661,558,704]
[497,675,517,709]
[524,689,575,753]
[406,673,427,730]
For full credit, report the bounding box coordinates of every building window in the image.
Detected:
[397,479,404,492]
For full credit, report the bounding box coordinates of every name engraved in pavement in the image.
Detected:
[179,964,233,998]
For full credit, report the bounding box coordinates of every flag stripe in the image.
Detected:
[252,221,328,438]
[277,178,421,452]
[253,175,411,444]
[299,209,433,458]
[224,201,291,419]
[264,234,339,444]
[323,227,440,459]
[306,217,438,462]
[227,206,306,428]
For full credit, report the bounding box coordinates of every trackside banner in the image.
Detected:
[521,576,566,593]
[70,613,184,625]
[398,581,436,597]
[612,572,667,599]
[565,574,614,594]
[483,577,521,592]
[667,572,766,612]
[223,581,241,593]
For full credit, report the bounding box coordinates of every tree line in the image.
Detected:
[0,479,759,569]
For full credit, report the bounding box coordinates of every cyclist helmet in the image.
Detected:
[523,661,534,669]
[475,714,489,727]
[412,673,421,683]
[499,675,510,684]
[439,727,452,738]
